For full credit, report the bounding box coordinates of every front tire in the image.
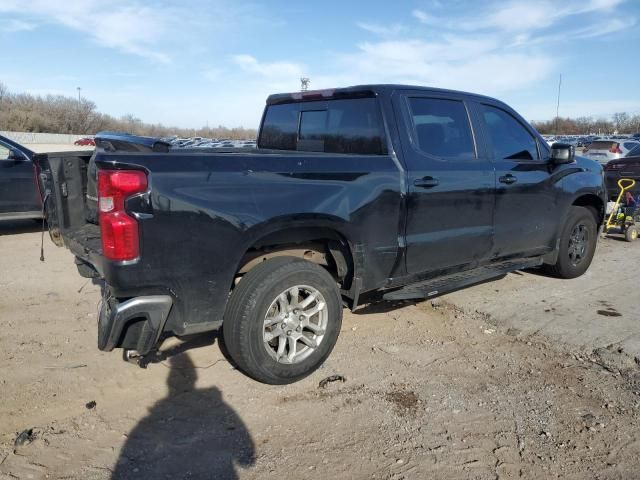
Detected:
[543,206,598,279]
[223,256,343,384]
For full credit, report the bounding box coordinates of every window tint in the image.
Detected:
[589,141,617,150]
[298,110,328,152]
[481,105,538,160]
[258,97,387,154]
[259,103,299,150]
[407,97,475,159]
[623,142,639,151]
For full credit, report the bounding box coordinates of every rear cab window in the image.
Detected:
[258,96,387,154]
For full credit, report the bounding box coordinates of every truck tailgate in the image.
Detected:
[35,151,95,249]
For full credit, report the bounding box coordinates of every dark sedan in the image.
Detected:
[0,136,42,220]
[604,150,640,199]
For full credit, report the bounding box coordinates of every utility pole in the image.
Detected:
[555,74,562,135]
[77,87,82,106]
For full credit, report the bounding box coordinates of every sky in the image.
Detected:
[0,0,639,129]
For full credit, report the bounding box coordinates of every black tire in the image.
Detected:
[625,225,638,242]
[543,206,598,279]
[222,256,343,384]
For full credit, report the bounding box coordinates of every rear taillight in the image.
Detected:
[97,170,147,261]
[609,143,622,154]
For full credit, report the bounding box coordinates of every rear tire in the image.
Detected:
[223,256,343,384]
[625,225,638,242]
[543,206,597,279]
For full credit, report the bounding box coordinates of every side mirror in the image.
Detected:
[550,143,575,164]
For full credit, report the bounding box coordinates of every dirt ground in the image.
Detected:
[1,221,639,480]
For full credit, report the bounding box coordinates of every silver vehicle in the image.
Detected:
[582,139,640,164]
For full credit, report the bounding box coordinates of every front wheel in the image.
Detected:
[223,256,343,384]
[543,206,598,279]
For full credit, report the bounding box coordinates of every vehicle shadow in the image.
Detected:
[0,219,43,236]
[112,353,255,479]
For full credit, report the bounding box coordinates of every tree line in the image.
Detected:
[532,112,640,136]
[0,82,257,139]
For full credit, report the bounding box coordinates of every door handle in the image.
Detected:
[499,174,517,185]
[414,176,439,188]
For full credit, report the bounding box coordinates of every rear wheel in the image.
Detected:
[223,256,343,384]
[625,225,638,242]
[543,206,597,278]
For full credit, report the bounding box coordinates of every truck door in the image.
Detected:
[393,92,495,275]
[473,101,559,258]
[0,140,40,216]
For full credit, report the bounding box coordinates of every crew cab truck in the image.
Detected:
[33,85,606,384]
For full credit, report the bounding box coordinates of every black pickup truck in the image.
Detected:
[36,84,606,384]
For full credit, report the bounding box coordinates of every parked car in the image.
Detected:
[604,145,640,198]
[74,137,96,146]
[582,140,640,164]
[0,137,43,220]
[35,84,606,384]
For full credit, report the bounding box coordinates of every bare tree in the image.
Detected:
[612,112,630,133]
[0,81,7,105]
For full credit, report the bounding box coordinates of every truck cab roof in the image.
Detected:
[266,84,500,105]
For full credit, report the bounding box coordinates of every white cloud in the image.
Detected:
[0,0,175,62]
[459,0,630,34]
[329,37,554,95]
[411,9,431,24]
[1,19,36,32]
[572,17,636,38]
[232,54,305,79]
[357,22,406,36]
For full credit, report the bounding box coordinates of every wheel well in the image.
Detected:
[235,227,354,291]
[573,195,604,226]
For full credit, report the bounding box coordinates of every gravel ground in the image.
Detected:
[1,221,639,479]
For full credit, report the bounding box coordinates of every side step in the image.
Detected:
[383,258,543,301]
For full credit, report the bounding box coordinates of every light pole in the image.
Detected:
[554,74,561,135]
[77,87,81,106]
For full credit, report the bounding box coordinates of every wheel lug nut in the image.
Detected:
[286,330,292,336]
[299,315,304,321]
[281,323,286,329]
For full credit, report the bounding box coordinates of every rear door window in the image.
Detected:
[480,105,539,161]
[259,97,387,154]
[407,97,475,159]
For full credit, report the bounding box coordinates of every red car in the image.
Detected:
[74,137,95,146]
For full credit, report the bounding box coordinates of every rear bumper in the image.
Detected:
[98,295,173,354]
